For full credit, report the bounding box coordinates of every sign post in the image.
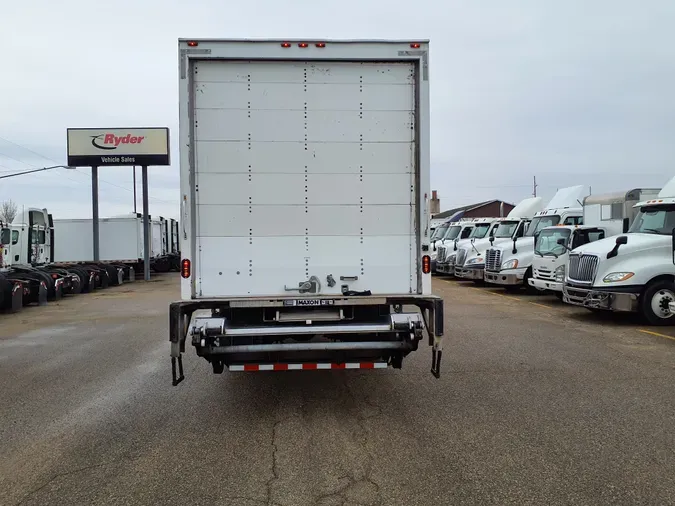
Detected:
[67,127,170,281]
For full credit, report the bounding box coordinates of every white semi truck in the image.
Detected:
[170,38,444,384]
[454,197,544,281]
[484,186,587,291]
[435,218,492,275]
[529,188,659,297]
[430,220,473,272]
[563,177,675,325]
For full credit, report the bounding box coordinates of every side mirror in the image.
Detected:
[607,235,627,259]
[489,236,494,245]
[512,237,518,255]
[672,228,675,265]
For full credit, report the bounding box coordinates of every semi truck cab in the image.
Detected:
[484,186,586,291]
[563,176,675,325]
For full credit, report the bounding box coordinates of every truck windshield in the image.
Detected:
[443,225,461,240]
[470,224,491,239]
[526,216,560,237]
[535,228,570,257]
[628,205,675,235]
[0,228,9,245]
[493,221,519,238]
[431,224,449,241]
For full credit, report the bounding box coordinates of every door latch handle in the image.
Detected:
[284,276,321,294]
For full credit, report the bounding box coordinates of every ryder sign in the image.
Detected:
[67,127,170,166]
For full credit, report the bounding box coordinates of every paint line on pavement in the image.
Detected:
[637,329,675,343]
[529,302,553,309]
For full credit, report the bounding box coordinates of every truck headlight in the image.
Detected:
[448,254,456,264]
[554,265,565,282]
[467,257,484,265]
[501,259,518,270]
[603,272,634,283]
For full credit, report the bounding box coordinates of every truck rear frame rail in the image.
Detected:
[169,295,444,385]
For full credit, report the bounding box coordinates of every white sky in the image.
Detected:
[1,0,673,219]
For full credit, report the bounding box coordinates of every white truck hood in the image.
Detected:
[568,233,671,287]
[461,236,517,262]
[572,233,664,257]
[492,236,536,268]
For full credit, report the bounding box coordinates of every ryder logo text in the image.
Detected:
[91,133,146,151]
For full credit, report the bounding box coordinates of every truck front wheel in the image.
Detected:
[640,280,675,326]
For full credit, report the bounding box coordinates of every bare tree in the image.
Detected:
[0,199,18,223]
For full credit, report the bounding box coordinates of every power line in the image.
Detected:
[0,135,173,204]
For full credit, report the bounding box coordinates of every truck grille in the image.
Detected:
[534,267,555,281]
[456,249,467,267]
[437,247,446,263]
[568,254,598,283]
[485,249,501,272]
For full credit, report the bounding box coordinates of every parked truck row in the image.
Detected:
[0,207,181,313]
[433,177,675,326]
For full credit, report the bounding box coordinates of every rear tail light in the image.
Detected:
[181,259,191,278]
[422,255,431,274]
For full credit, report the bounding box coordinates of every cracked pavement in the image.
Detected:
[1,274,674,505]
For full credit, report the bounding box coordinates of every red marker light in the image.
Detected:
[181,259,191,279]
[410,43,421,48]
[315,42,326,48]
[280,42,291,48]
[422,255,431,274]
[187,41,199,47]
[298,42,309,48]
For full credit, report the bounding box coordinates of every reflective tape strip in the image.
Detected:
[228,362,388,372]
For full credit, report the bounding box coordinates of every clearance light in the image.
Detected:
[298,42,309,48]
[181,259,191,278]
[315,42,326,48]
[410,43,421,48]
[187,41,199,47]
[281,42,291,48]
[422,255,431,274]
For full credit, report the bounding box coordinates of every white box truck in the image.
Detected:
[563,177,675,325]
[169,38,444,385]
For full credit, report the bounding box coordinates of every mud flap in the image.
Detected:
[11,282,23,313]
[430,297,444,378]
[127,267,136,283]
[38,282,48,306]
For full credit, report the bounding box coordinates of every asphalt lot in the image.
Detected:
[1,273,674,506]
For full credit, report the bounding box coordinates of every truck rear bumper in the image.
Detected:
[529,278,562,292]
[454,266,484,280]
[562,284,638,312]
[169,294,444,384]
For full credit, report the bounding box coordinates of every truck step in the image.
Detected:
[228,362,388,372]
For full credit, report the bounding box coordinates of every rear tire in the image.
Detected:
[640,280,675,326]
[212,361,225,374]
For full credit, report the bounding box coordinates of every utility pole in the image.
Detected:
[532,176,538,197]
